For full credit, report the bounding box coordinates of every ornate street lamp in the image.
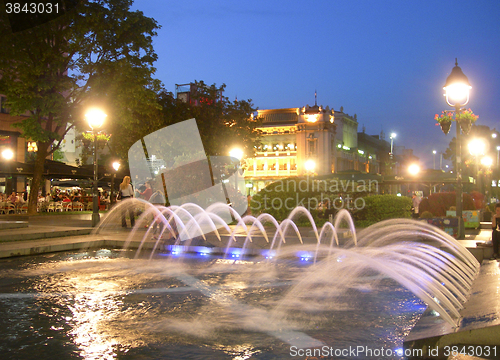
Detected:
[443,59,471,239]
[85,108,107,227]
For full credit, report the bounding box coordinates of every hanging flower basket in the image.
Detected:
[434,112,454,135]
[456,109,478,136]
[459,118,472,135]
[440,120,452,134]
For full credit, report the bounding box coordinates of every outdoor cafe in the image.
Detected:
[0,159,124,214]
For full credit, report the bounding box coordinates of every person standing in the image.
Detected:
[119,176,135,228]
[412,194,422,219]
[491,203,500,260]
[137,181,153,201]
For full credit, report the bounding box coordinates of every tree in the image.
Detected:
[110,81,261,206]
[113,81,262,162]
[0,0,161,214]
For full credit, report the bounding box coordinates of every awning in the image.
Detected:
[43,160,94,179]
[0,160,34,177]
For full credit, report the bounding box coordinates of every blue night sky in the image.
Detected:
[131,0,500,169]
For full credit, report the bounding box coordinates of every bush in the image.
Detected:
[352,195,412,227]
[420,211,434,219]
[250,176,371,224]
[419,192,475,217]
[470,191,486,210]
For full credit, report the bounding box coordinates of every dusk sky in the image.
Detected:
[132,0,500,169]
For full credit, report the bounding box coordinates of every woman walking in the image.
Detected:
[120,176,135,228]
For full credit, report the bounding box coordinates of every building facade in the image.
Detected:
[242,104,390,194]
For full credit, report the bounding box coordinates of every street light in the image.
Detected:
[1,148,14,161]
[85,108,107,227]
[408,163,420,176]
[1,148,14,194]
[304,159,316,173]
[468,138,486,157]
[481,156,493,167]
[229,147,244,161]
[443,59,471,239]
[390,133,396,155]
[432,150,437,169]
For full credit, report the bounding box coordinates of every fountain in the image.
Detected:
[0,199,480,359]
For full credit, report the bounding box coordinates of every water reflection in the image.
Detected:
[69,288,122,359]
[0,249,426,360]
[26,253,154,359]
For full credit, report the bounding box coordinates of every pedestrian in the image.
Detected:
[119,176,135,228]
[412,194,422,219]
[491,203,500,260]
[137,181,153,201]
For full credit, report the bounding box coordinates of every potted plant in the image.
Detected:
[434,111,453,135]
[456,108,478,135]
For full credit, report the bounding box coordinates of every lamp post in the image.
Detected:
[390,133,396,155]
[2,148,14,194]
[85,108,107,227]
[497,146,500,169]
[432,150,437,169]
[111,161,120,206]
[443,59,472,240]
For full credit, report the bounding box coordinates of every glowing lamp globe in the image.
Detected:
[85,108,107,130]
[443,60,471,107]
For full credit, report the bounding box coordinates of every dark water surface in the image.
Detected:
[0,249,425,359]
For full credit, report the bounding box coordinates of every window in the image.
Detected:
[307,134,317,156]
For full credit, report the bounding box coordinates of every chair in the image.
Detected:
[0,202,5,214]
[19,203,29,214]
[5,202,15,214]
[55,202,63,212]
[86,202,93,211]
[47,202,55,212]
[73,202,84,211]
[63,202,73,211]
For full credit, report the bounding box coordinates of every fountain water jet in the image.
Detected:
[95,200,480,333]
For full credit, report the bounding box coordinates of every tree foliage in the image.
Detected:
[0,0,161,214]
[113,81,262,161]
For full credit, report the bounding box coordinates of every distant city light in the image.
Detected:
[408,163,420,176]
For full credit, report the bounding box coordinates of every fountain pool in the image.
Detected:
[0,201,480,359]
